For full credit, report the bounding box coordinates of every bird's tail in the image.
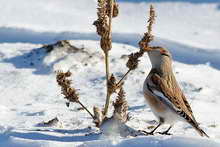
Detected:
[177,110,209,138]
[186,117,209,138]
[191,123,209,138]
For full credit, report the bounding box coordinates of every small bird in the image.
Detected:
[143,46,209,137]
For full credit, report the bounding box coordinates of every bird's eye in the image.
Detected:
[160,50,169,57]
[161,53,169,57]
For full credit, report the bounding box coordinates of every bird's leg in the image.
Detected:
[141,122,162,135]
[157,125,172,135]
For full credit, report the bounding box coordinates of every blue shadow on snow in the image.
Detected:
[0,128,100,142]
[1,27,220,73]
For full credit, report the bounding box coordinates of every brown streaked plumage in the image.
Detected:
[143,47,209,137]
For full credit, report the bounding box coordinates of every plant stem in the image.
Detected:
[103,51,110,116]
[78,101,95,119]
[116,69,131,88]
[103,0,114,116]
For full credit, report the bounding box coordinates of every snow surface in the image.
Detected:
[0,0,220,146]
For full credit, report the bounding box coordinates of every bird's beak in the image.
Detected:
[139,41,153,52]
[143,46,163,52]
[143,47,153,52]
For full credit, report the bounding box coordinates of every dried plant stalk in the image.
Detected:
[139,5,155,51]
[94,0,119,116]
[103,51,111,116]
[56,71,95,120]
[113,87,129,123]
[115,5,156,88]
[53,4,157,133]
[103,0,114,116]
[93,106,104,127]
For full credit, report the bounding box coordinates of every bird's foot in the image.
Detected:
[157,131,172,136]
[138,130,154,136]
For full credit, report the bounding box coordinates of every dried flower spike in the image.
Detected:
[126,51,143,71]
[93,0,109,37]
[100,37,112,53]
[147,5,156,34]
[93,106,104,127]
[56,70,95,120]
[139,5,156,51]
[56,71,79,103]
[126,5,156,71]
[113,88,129,123]
[113,2,119,17]
[93,0,119,54]
[107,74,117,95]
[107,0,119,18]
[115,5,156,94]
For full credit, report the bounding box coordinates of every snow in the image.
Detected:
[0,0,220,146]
[83,136,220,147]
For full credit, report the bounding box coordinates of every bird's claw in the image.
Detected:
[156,131,172,135]
[138,130,154,136]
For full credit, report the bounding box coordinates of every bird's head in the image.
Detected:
[145,47,172,69]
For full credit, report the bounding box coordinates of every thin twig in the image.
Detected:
[78,101,95,119]
[116,69,131,88]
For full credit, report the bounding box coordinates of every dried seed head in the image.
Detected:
[139,5,156,51]
[139,33,154,51]
[56,71,79,103]
[94,0,115,52]
[93,0,109,37]
[106,0,119,18]
[56,70,71,83]
[108,74,116,95]
[126,52,143,70]
[148,5,156,35]
[100,37,112,52]
[106,0,112,17]
[93,106,104,127]
[93,20,109,36]
[112,2,119,17]
[97,0,107,18]
[113,88,129,123]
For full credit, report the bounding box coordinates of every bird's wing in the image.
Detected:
[179,89,197,122]
[149,73,196,122]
